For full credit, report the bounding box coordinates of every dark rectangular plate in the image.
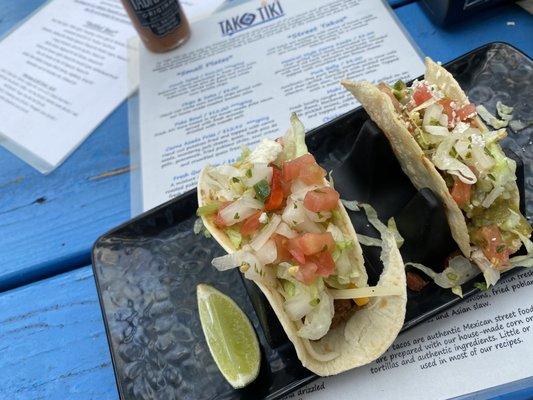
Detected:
[92,43,533,400]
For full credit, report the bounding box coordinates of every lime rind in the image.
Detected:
[197,284,260,388]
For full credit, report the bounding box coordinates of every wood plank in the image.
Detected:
[0,0,132,290]
[0,266,118,400]
[0,0,48,38]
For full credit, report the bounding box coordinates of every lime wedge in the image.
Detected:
[197,284,260,388]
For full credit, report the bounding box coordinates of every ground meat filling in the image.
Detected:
[330,299,356,329]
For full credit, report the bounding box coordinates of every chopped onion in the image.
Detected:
[295,218,324,234]
[290,180,319,201]
[250,214,281,251]
[256,239,277,265]
[275,221,298,238]
[282,198,306,226]
[422,103,444,127]
[242,163,272,187]
[454,139,470,159]
[305,209,331,223]
[212,252,245,271]
[424,125,449,136]
[219,197,264,225]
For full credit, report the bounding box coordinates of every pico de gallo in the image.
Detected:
[197,114,401,342]
[379,79,532,275]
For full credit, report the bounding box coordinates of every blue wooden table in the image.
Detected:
[0,1,531,399]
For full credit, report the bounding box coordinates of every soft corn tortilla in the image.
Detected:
[342,58,477,256]
[197,166,406,376]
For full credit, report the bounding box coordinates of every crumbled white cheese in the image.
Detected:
[248,139,282,164]
[259,212,268,224]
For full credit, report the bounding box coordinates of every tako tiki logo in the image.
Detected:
[218,1,284,36]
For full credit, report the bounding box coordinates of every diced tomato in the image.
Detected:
[312,250,335,277]
[265,168,284,211]
[282,154,325,185]
[297,232,335,256]
[450,177,472,208]
[280,177,292,197]
[304,187,340,212]
[273,234,292,263]
[299,164,326,185]
[240,211,262,236]
[412,84,433,106]
[295,262,318,285]
[478,225,510,269]
[456,103,476,121]
[406,271,428,292]
[213,202,232,227]
[287,238,306,264]
[283,154,315,181]
[438,98,456,127]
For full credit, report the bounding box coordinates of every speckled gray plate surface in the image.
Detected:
[92,43,532,400]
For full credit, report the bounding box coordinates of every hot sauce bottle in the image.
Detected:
[121,0,190,53]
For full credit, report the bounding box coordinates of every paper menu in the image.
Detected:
[290,270,533,400]
[137,0,424,211]
[0,0,138,173]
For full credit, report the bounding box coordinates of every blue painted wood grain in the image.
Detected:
[0,0,131,291]
[0,100,131,290]
[396,2,533,60]
[0,266,118,400]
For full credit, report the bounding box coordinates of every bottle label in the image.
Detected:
[126,0,182,37]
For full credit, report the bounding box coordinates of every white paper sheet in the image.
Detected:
[0,0,139,173]
[290,269,533,400]
[137,0,424,211]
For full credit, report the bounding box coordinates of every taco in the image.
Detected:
[342,57,532,285]
[196,114,406,376]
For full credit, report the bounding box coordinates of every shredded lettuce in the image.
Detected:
[193,217,212,238]
[282,113,308,161]
[356,234,383,247]
[496,101,513,120]
[432,132,477,184]
[297,289,334,340]
[387,217,404,248]
[341,199,360,211]
[406,255,480,290]
[470,249,500,287]
[476,105,508,129]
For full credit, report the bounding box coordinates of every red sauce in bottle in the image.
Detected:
[121,0,190,53]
